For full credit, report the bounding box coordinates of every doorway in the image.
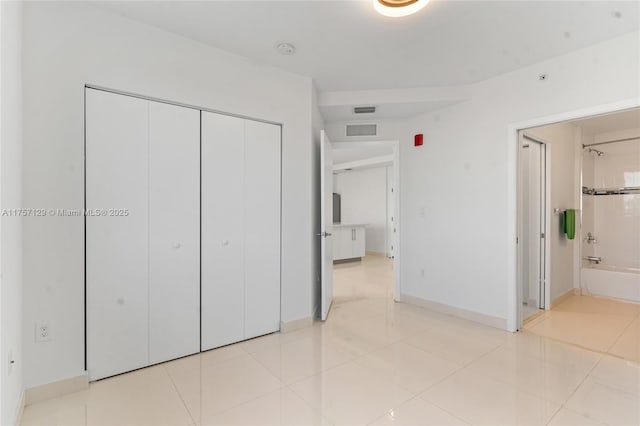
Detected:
[514,105,640,361]
[516,108,640,361]
[319,136,401,321]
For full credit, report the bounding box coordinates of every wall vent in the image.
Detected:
[346,123,377,137]
[353,106,376,114]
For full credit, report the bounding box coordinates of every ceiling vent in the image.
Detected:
[346,123,377,137]
[353,106,376,114]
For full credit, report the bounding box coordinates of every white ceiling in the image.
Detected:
[95,0,639,91]
[571,108,640,135]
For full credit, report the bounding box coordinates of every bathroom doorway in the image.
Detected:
[516,107,640,362]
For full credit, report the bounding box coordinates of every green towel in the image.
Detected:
[563,209,576,240]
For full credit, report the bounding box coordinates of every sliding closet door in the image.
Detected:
[148,102,200,364]
[86,89,149,380]
[201,112,245,350]
[244,120,281,338]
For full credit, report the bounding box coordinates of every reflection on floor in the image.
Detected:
[333,252,393,303]
[525,294,640,363]
[21,256,640,425]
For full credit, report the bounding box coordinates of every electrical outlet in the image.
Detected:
[35,321,52,343]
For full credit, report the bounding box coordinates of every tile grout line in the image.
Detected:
[370,394,473,426]
[414,334,585,425]
[269,320,438,424]
[605,309,640,355]
[201,351,289,416]
[162,365,198,426]
[176,354,289,424]
[544,349,606,425]
[283,381,339,425]
[165,350,282,424]
[527,323,636,361]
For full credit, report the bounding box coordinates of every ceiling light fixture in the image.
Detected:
[373,0,430,18]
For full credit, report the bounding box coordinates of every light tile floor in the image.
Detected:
[21,255,640,425]
[525,294,640,362]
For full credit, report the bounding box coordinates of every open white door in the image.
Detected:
[320,130,334,320]
[520,132,547,323]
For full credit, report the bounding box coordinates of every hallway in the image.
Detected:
[333,253,394,303]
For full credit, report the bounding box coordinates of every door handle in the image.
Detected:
[316,232,332,238]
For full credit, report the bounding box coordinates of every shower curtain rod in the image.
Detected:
[583,135,640,147]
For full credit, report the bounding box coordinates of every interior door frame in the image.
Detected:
[319,130,334,320]
[329,140,401,302]
[517,132,551,328]
[507,98,640,332]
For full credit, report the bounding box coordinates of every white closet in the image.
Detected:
[86,89,200,380]
[201,112,281,351]
[86,88,281,380]
[147,102,200,365]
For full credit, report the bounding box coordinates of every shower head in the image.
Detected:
[587,148,605,157]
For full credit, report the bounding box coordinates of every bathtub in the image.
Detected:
[582,264,640,303]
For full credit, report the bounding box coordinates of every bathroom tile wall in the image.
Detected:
[586,128,640,269]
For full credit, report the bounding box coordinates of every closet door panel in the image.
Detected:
[201,112,245,350]
[148,102,200,364]
[86,89,149,380]
[244,121,281,339]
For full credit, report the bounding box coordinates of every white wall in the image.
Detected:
[528,122,580,301]
[399,31,639,329]
[334,167,388,253]
[1,1,24,424]
[22,2,314,389]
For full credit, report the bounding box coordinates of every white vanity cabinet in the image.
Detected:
[333,224,366,261]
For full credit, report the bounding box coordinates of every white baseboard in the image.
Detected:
[551,289,575,308]
[25,373,88,406]
[280,316,314,333]
[579,287,592,296]
[401,294,508,330]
